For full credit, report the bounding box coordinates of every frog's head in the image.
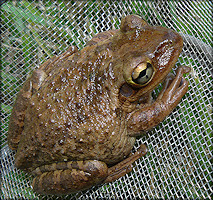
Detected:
[115,15,183,102]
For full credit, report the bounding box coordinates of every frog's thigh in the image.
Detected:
[32,160,108,195]
[7,69,47,150]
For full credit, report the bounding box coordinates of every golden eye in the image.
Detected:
[131,62,154,85]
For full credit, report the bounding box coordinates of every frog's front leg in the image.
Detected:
[32,160,108,195]
[127,66,191,135]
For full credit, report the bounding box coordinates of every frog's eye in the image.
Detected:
[131,62,154,86]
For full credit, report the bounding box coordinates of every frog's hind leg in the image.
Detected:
[104,144,147,183]
[32,145,147,195]
[7,69,47,150]
[32,160,108,195]
[7,46,78,150]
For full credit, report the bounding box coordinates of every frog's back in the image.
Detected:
[14,32,134,171]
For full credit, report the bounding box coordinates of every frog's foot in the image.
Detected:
[104,144,147,183]
[157,65,191,111]
[32,160,108,195]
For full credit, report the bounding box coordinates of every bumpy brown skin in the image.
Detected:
[8,15,190,195]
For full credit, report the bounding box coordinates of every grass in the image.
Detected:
[1,1,212,199]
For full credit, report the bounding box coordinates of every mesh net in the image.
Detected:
[1,1,212,199]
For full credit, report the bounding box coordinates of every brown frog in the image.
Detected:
[8,15,190,195]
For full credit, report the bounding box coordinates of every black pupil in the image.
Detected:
[132,63,152,84]
[137,69,146,79]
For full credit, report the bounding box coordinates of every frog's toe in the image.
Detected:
[159,66,189,103]
[157,73,175,100]
[169,76,189,105]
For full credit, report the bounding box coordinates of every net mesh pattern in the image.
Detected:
[1,1,212,199]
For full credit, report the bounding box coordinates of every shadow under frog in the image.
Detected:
[7,15,190,195]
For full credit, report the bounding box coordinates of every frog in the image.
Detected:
[7,15,190,195]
